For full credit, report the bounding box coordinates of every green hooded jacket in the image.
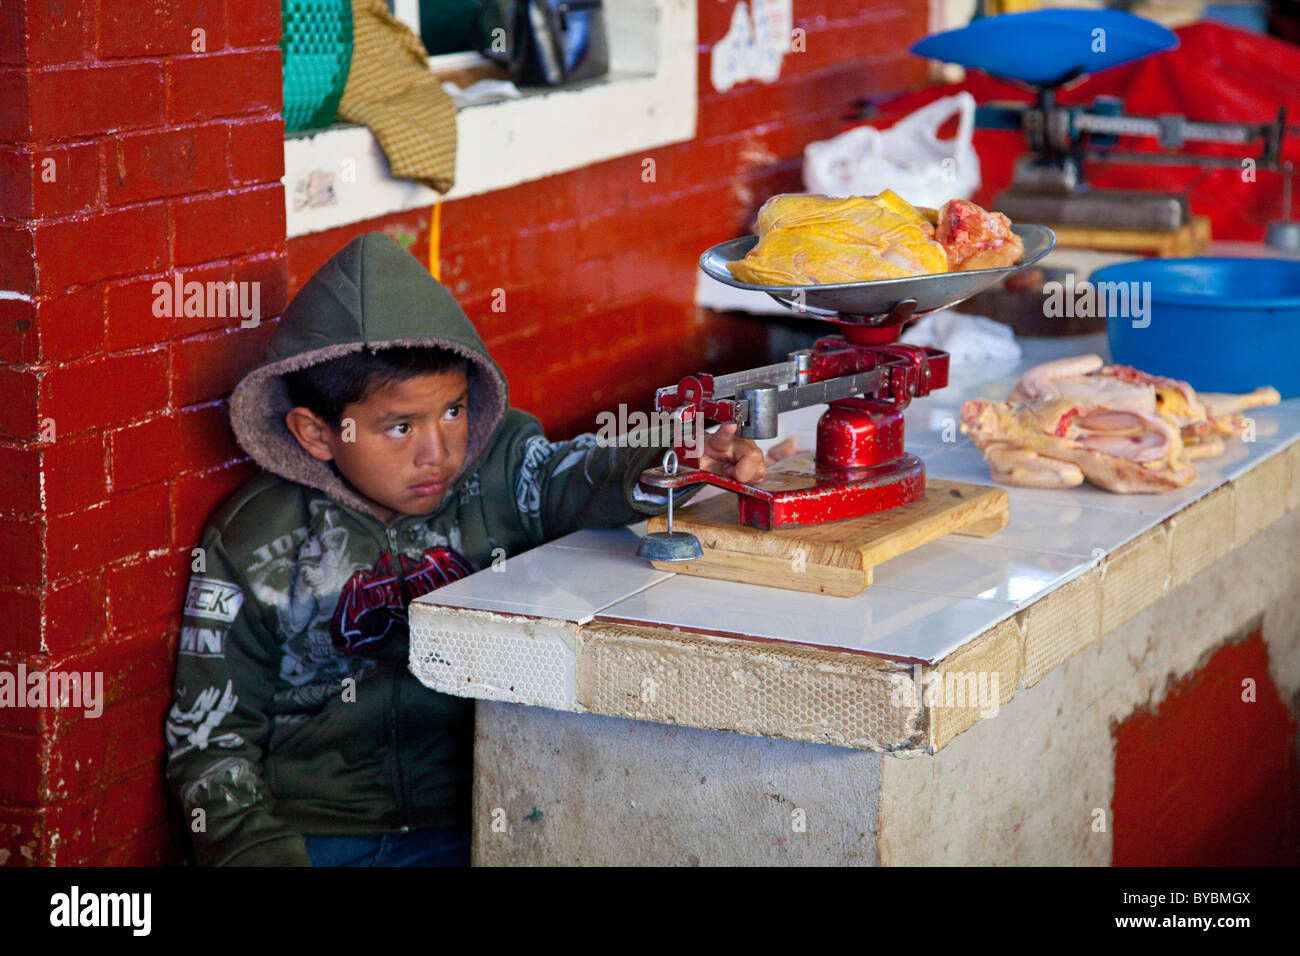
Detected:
[164,233,697,866]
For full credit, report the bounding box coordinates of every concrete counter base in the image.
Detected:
[471,506,1300,865]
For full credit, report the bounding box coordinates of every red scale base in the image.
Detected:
[650,323,951,531]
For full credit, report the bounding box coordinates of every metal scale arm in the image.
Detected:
[644,337,950,483]
[979,97,1296,171]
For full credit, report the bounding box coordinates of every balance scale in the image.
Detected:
[910,10,1298,249]
[635,224,1056,597]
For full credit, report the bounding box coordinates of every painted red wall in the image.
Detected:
[1112,627,1300,866]
[0,0,284,865]
[0,0,930,864]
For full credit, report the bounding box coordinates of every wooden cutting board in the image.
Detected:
[646,479,1010,597]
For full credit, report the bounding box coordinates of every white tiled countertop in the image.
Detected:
[415,334,1300,663]
[408,333,1300,751]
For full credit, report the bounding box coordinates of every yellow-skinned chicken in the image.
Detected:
[730,192,947,286]
[728,191,1022,287]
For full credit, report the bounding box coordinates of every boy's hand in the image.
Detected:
[697,424,800,484]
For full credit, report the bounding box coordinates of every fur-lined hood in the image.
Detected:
[229,233,509,521]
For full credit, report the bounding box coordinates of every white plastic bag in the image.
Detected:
[899,309,1021,366]
[441,79,521,108]
[803,92,981,208]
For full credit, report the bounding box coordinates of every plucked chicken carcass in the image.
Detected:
[1095,365,1277,459]
[729,191,946,285]
[961,355,1280,493]
[727,192,1023,286]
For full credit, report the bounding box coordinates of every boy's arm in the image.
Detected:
[165,531,313,866]
[501,410,705,546]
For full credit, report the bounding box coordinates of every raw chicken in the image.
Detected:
[728,192,1025,286]
[728,229,920,285]
[934,199,1024,272]
[960,354,1279,493]
[1008,355,1157,412]
[1098,364,1279,456]
[961,395,1196,493]
[730,192,947,285]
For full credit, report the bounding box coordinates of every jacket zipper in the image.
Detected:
[391,666,409,831]
[357,503,456,833]
[386,524,412,832]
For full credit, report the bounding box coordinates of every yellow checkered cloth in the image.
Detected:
[338,0,458,194]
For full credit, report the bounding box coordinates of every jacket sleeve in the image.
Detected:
[499,409,705,546]
[164,529,314,867]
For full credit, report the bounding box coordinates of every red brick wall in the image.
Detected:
[0,0,285,865]
[0,0,930,865]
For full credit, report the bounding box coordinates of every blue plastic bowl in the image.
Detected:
[1092,257,1300,398]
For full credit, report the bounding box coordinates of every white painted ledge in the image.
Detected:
[284,0,698,238]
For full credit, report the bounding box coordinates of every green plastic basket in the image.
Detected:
[281,0,354,133]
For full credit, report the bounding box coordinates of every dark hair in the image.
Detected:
[284,346,471,428]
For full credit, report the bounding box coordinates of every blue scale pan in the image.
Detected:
[911,9,1178,86]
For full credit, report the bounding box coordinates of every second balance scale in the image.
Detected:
[636,223,1056,597]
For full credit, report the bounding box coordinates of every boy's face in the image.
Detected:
[287,369,470,523]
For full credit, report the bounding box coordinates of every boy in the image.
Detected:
[164,232,772,866]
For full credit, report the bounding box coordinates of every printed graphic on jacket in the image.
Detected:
[166,680,245,759]
[180,756,259,815]
[331,547,475,654]
[179,576,245,659]
[515,433,600,517]
[235,500,476,709]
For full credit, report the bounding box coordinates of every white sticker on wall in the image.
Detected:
[711,0,794,93]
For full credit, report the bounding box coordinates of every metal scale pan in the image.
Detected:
[699,223,1056,325]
